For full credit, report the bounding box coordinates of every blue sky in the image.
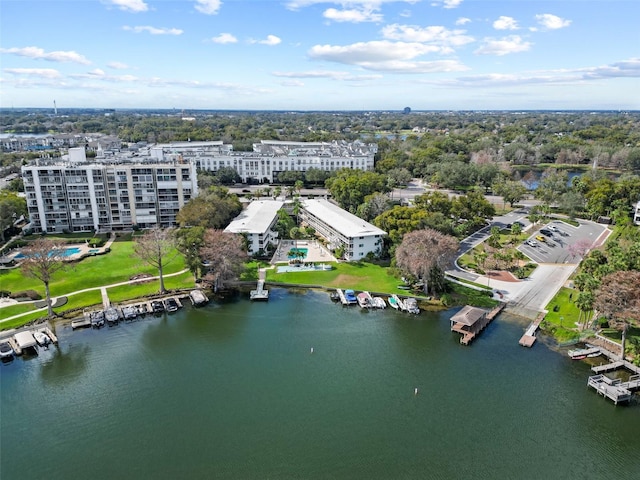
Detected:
[1,0,639,110]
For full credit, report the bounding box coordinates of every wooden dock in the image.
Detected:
[336,288,347,305]
[451,303,505,346]
[588,374,640,405]
[519,311,546,347]
[250,280,269,300]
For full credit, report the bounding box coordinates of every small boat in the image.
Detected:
[389,294,404,310]
[164,298,179,313]
[189,289,209,307]
[587,351,602,358]
[356,292,371,308]
[344,289,357,305]
[567,347,599,359]
[372,297,386,309]
[122,305,138,320]
[0,341,14,358]
[33,331,51,346]
[151,300,165,314]
[388,296,400,309]
[329,291,340,302]
[105,307,120,324]
[90,310,105,328]
[404,298,420,314]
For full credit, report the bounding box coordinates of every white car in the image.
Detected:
[525,240,538,247]
[548,225,560,232]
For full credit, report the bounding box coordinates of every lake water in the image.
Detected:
[2,288,639,479]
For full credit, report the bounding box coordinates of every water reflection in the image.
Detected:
[40,344,90,385]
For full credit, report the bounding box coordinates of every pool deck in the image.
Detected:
[1,233,116,265]
[271,239,337,264]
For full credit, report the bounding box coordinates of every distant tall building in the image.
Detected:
[149,140,377,183]
[22,158,198,233]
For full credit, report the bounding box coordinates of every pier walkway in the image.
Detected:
[519,311,546,347]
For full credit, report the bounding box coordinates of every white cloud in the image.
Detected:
[122,26,183,35]
[194,0,222,15]
[0,46,91,65]
[535,14,571,30]
[323,7,383,23]
[308,41,469,73]
[474,36,531,56]
[272,70,383,81]
[429,58,640,88]
[381,24,474,50]
[250,35,282,46]
[287,1,417,11]
[455,17,471,26]
[493,16,519,30]
[431,0,463,9]
[4,68,62,79]
[107,0,149,13]
[70,69,139,82]
[211,33,238,44]
[108,61,129,70]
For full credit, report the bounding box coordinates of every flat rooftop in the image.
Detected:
[302,199,386,238]
[225,200,284,234]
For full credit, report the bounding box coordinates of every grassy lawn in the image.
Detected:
[266,261,404,294]
[107,271,195,303]
[540,287,583,342]
[447,283,498,308]
[0,241,186,300]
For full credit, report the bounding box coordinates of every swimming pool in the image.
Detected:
[277,264,333,273]
[287,247,308,259]
[14,247,81,259]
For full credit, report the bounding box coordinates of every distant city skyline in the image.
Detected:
[1,0,639,111]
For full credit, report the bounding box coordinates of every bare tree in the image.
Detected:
[594,271,640,357]
[132,227,179,294]
[20,238,68,318]
[200,229,248,292]
[395,228,459,295]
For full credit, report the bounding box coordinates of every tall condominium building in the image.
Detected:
[22,152,198,233]
[148,140,377,183]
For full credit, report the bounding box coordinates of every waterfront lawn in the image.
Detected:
[541,287,582,342]
[107,270,195,303]
[0,240,186,300]
[447,283,498,308]
[266,261,404,294]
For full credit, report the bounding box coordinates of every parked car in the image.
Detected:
[525,240,538,247]
[548,225,560,232]
[535,235,546,242]
[539,229,553,236]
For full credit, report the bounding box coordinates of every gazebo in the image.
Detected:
[450,305,490,345]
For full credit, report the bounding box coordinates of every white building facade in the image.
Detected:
[634,200,640,225]
[149,140,377,183]
[300,199,386,261]
[22,158,198,233]
[224,200,284,255]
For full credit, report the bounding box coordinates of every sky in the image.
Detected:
[1,0,639,111]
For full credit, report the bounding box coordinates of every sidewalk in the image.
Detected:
[0,268,190,325]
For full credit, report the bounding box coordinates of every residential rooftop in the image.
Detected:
[301,199,386,238]
[224,200,284,234]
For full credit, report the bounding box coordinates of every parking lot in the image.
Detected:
[517,219,609,264]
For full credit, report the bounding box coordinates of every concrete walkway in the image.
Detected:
[0,268,190,325]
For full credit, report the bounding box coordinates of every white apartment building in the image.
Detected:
[148,140,377,183]
[224,200,284,255]
[634,200,640,225]
[22,154,198,233]
[300,199,386,261]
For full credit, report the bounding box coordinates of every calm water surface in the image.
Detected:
[2,289,639,479]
